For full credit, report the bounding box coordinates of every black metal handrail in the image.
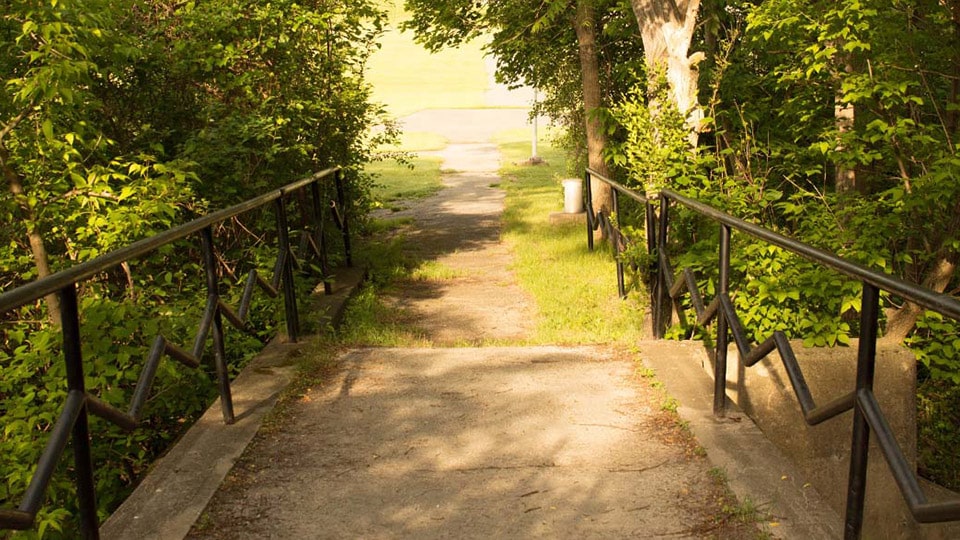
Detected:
[583,168,656,300]
[0,166,351,538]
[583,168,960,539]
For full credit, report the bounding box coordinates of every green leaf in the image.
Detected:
[41,119,54,141]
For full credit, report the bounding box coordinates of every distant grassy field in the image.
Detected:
[377,131,447,153]
[366,157,444,211]
[366,4,489,117]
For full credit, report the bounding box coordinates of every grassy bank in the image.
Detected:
[342,154,446,347]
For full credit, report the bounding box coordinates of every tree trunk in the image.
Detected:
[835,53,858,193]
[1,145,61,324]
[834,97,857,192]
[882,255,958,343]
[573,0,613,218]
[629,0,703,147]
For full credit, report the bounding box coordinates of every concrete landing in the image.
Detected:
[184,346,761,539]
[100,338,848,540]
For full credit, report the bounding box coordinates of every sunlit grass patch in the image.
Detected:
[366,156,443,210]
[336,287,431,347]
[410,260,466,281]
[498,140,648,345]
[339,235,431,347]
[365,216,414,235]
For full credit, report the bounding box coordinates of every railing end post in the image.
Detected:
[585,169,595,251]
[713,310,729,417]
[843,282,881,540]
[334,169,353,268]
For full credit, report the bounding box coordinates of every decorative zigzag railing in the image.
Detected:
[0,166,351,539]
[583,169,657,301]
[584,168,960,539]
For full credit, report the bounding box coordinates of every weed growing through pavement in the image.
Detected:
[705,466,776,539]
[661,396,680,413]
[709,466,728,483]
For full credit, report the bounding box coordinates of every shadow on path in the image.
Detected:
[187,347,719,539]
[374,137,537,345]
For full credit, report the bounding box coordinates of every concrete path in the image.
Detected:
[178,110,778,540]
[187,347,733,539]
[377,130,536,345]
[102,101,843,539]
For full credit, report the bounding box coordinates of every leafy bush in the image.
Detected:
[1,0,390,536]
[610,0,960,489]
[0,227,292,538]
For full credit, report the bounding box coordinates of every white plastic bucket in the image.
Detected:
[562,178,584,213]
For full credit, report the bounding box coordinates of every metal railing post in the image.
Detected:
[200,227,235,424]
[844,282,880,539]
[654,196,671,338]
[645,200,658,336]
[613,190,626,299]
[585,169,595,251]
[645,200,656,260]
[334,169,353,267]
[311,181,332,295]
[714,224,731,417]
[275,197,301,342]
[59,284,99,539]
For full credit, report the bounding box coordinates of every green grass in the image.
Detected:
[498,140,648,345]
[411,260,467,280]
[492,126,563,148]
[378,131,448,153]
[334,234,431,347]
[347,136,649,347]
[366,156,444,211]
[364,216,414,235]
[336,286,430,347]
[366,5,489,117]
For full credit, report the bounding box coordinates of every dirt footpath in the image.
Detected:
[377,116,538,345]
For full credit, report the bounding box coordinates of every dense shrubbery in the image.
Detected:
[1,0,391,536]
[610,0,960,489]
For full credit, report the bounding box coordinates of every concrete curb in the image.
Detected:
[99,268,365,540]
[637,340,843,539]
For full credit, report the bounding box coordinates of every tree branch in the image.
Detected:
[0,105,33,144]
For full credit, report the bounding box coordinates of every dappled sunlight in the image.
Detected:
[226,347,704,537]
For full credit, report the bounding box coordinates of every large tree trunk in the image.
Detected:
[573,0,613,219]
[629,0,703,147]
[882,255,958,343]
[1,145,61,324]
